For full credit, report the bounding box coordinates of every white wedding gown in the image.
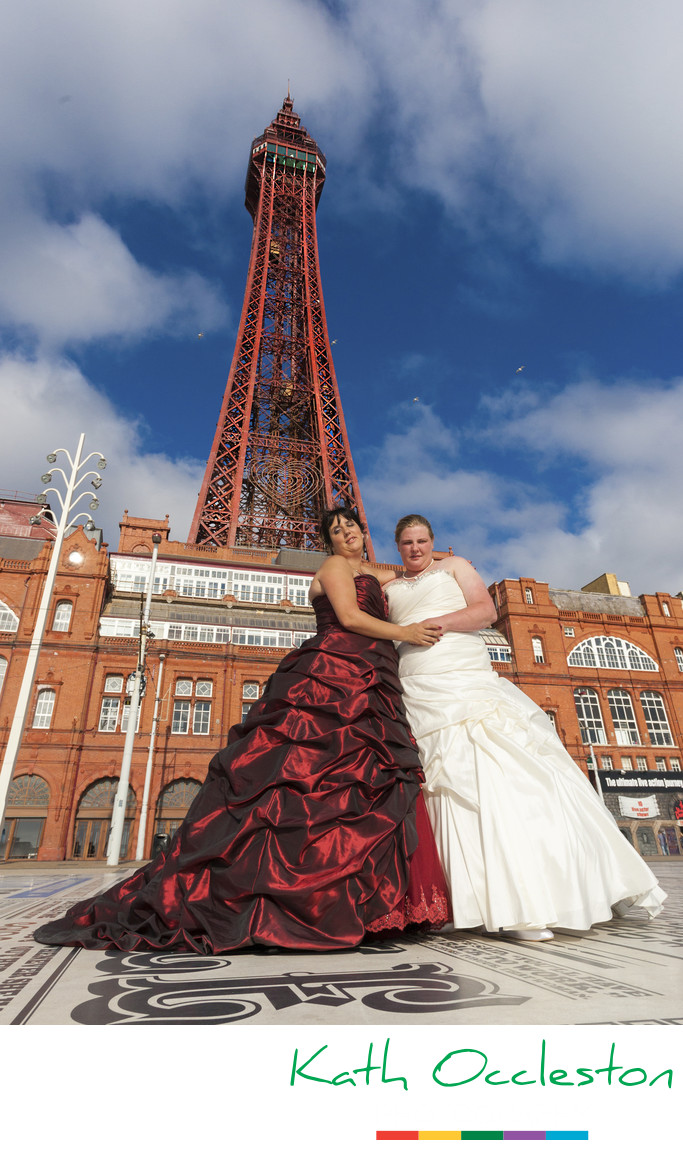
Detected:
[385,568,666,931]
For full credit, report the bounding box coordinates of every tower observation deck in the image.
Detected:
[188,97,374,557]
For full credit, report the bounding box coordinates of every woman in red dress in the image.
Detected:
[34,507,449,953]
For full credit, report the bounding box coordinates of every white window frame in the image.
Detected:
[52,600,73,632]
[568,636,658,672]
[674,648,683,673]
[98,696,121,732]
[193,700,211,735]
[33,688,56,729]
[574,687,607,745]
[607,689,641,746]
[171,699,191,734]
[531,637,545,664]
[640,691,674,747]
[0,599,19,633]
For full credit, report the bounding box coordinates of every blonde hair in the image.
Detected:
[394,514,434,544]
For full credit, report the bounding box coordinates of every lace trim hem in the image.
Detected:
[365,885,451,934]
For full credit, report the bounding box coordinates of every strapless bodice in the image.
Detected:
[385,568,491,677]
[312,573,387,632]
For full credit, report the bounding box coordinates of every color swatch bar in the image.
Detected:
[376,1134,588,1142]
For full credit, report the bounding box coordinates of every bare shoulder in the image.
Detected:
[436,555,471,575]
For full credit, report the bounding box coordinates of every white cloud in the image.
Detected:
[0,211,227,346]
[0,353,204,546]
[3,0,683,354]
[343,0,683,278]
[361,383,683,595]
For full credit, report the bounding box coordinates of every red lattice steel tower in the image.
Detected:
[188,97,374,557]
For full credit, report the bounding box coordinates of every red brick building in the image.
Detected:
[486,572,683,859]
[1,494,681,863]
[0,499,327,862]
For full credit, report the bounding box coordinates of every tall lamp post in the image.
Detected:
[0,433,106,833]
[135,651,166,860]
[107,532,162,866]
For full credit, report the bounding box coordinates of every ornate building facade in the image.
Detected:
[1,496,681,863]
[0,98,680,863]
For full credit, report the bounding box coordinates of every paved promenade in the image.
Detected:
[0,858,680,1026]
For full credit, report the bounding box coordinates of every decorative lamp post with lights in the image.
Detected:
[0,433,106,835]
[107,531,162,866]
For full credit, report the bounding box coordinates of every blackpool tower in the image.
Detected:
[188,97,374,558]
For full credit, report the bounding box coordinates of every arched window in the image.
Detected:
[531,637,545,663]
[32,688,55,729]
[72,778,136,860]
[674,648,683,673]
[0,599,19,633]
[568,636,658,671]
[573,687,607,744]
[52,600,73,631]
[154,778,202,842]
[0,655,6,699]
[607,689,641,746]
[2,775,50,860]
[7,775,50,806]
[640,692,674,746]
[524,587,534,605]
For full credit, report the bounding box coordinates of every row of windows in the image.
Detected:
[598,754,681,772]
[574,688,675,747]
[99,617,316,647]
[109,562,312,606]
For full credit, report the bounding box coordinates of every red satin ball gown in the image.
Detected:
[34,575,450,953]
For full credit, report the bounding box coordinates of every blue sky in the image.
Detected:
[1,0,682,594]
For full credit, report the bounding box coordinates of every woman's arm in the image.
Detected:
[423,556,498,632]
[312,556,441,646]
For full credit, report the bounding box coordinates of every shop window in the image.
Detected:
[573,687,607,745]
[635,826,658,855]
[52,600,73,632]
[33,688,55,729]
[640,691,674,746]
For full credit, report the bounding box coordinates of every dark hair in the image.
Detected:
[394,514,434,544]
[320,505,365,551]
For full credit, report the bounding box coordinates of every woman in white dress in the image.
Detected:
[385,514,666,941]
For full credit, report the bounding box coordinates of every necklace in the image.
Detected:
[401,558,435,582]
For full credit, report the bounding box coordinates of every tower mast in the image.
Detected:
[188,97,374,557]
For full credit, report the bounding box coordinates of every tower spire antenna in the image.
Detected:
[188,103,373,557]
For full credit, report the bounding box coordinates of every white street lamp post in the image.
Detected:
[107,533,162,866]
[135,651,166,860]
[0,433,106,833]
